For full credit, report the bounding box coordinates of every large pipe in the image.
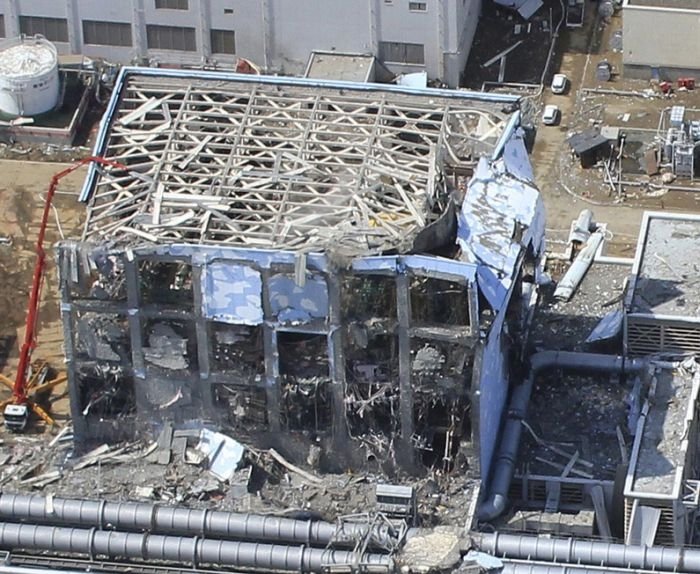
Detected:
[475,531,700,573]
[0,494,394,549]
[0,522,391,573]
[501,559,665,574]
[553,230,604,301]
[478,351,646,521]
[0,566,91,574]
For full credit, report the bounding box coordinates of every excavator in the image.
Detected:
[1,156,126,431]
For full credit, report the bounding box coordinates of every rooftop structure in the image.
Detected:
[303,52,385,83]
[626,212,700,355]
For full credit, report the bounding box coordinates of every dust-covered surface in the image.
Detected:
[531,261,629,352]
[631,216,700,317]
[0,431,480,528]
[398,527,463,573]
[632,364,696,495]
[521,371,629,480]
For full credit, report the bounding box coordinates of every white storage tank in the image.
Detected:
[0,35,60,117]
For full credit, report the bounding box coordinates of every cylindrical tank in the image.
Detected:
[0,35,60,117]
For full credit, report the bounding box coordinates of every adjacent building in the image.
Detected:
[0,0,483,87]
[622,0,700,79]
[625,211,700,356]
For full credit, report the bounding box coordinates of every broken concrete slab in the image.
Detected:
[196,429,245,482]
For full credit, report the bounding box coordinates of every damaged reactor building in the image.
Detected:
[57,67,544,481]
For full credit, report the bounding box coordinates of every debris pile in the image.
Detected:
[0,425,479,528]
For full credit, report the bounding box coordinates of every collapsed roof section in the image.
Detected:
[80,68,518,255]
[458,128,545,311]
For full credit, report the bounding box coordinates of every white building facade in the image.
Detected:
[0,0,482,86]
[623,0,700,79]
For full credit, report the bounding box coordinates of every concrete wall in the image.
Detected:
[0,0,481,86]
[623,1,700,75]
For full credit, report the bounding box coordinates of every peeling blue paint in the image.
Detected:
[352,255,477,282]
[269,274,329,324]
[202,262,263,325]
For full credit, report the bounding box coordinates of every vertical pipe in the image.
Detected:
[396,271,415,468]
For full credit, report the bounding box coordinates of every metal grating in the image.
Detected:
[511,478,586,508]
[625,498,677,546]
[627,318,700,356]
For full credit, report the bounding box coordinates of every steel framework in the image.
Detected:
[83,74,509,253]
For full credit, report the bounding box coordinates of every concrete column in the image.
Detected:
[396,271,415,467]
[57,248,87,441]
[125,256,148,417]
[436,0,446,81]
[261,0,271,71]
[66,0,80,54]
[367,0,378,53]
[5,0,20,38]
[327,275,349,448]
[468,285,479,337]
[263,326,281,432]
[198,0,211,61]
[131,0,147,63]
[191,264,213,411]
[260,269,280,432]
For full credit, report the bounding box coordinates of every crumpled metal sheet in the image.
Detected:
[586,309,624,344]
[501,128,534,183]
[201,262,263,325]
[457,142,545,312]
[517,0,543,20]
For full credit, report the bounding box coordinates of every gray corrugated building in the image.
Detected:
[0,0,482,86]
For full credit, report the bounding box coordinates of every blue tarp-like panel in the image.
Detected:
[269,274,329,324]
[202,263,263,325]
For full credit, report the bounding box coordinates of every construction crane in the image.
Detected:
[0,156,127,432]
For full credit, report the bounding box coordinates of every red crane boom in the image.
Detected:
[2,156,126,430]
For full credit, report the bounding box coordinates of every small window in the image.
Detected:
[378,41,425,65]
[19,16,69,42]
[409,2,427,10]
[155,0,188,9]
[211,29,235,54]
[224,8,234,14]
[146,24,196,51]
[0,15,5,38]
[83,20,132,47]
